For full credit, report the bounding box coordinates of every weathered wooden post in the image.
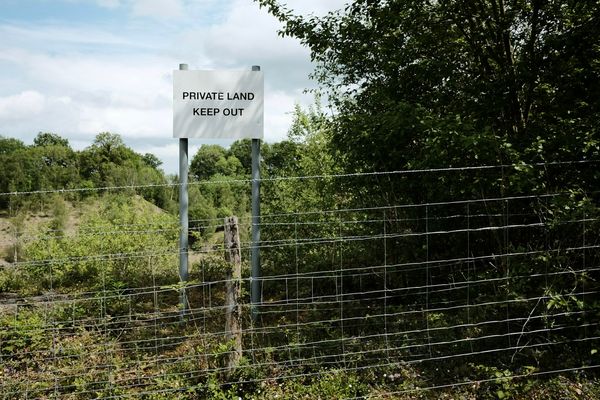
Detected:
[224,216,242,371]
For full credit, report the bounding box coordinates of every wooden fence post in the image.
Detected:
[224,216,242,371]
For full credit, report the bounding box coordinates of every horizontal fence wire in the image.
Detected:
[0,159,598,197]
[1,162,599,398]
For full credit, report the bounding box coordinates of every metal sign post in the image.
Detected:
[250,65,261,320]
[178,63,189,318]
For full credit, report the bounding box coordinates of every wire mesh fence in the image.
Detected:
[1,163,599,398]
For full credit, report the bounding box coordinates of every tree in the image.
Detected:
[89,132,131,164]
[190,144,227,181]
[0,136,26,155]
[229,139,253,175]
[256,0,600,175]
[78,133,172,208]
[80,132,139,184]
[30,144,80,191]
[142,153,163,169]
[262,141,301,176]
[0,143,80,210]
[190,144,243,181]
[33,132,70,148]
[0,149,34,209]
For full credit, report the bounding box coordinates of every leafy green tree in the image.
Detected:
[190,144,228,180]
[262,140,302,176]
[0,136,26,154]
[257,0,600,176]
[79,132,133,178]
[190,144,243,180]
[0,150,34,193]
[261,99,339,213]
[142,153,163,169]
[78,133,172,209]
[0,143,79,209]
[229,139,253,175]
[32,132,69,148]
[30,144,80,191]
[255,1,600,284]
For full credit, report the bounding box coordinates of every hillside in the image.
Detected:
[0,201,79,265]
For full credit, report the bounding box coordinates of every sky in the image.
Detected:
[0,0,347,174]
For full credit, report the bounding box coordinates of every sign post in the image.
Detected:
[173,65,264,319]
[250,65,261,321]
[178,63,189,318]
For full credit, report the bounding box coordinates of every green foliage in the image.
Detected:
[190,144,243,181]
[0,135,26,154]
[142,152,163,169]
[229,138,253,175]
[17,194,178,293]
[0,310,48,356]
[472,364,538,399]
[258,100,345,284]
[0,133,79,208]
[0,132,173,211]
[33,132,70,148]
[257,0,600,197]
[48,194,68,232]
[263,98,339,214]
[242,5,600,397]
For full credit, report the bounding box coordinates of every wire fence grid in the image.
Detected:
[0,162,599,398]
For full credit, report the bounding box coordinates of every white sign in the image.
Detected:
[173,70,264,139]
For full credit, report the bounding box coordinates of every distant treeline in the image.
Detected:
[0,132,170,211]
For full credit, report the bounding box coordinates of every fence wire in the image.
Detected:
[1,163,599,399]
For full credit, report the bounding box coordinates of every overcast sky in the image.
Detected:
[0,0,347,174]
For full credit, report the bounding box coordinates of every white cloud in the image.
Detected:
[0,92,87,139]
[284,0,348,16]
[0,44,175,140]
[1,46,173,106]
[202,0,297,57]
[264,89,311,141]
[182,0,311,78]
[0,91,46,120]
[132,0,184,19]
[185,0,341,141]
[78,104,171,138]
[170,0,323,144]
